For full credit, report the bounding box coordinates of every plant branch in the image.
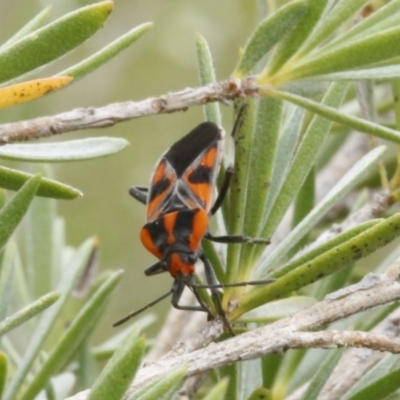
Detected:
[66,261,400,400]
[320,306,400,400]
[145,288,208,362]
[288,299,400,400]
[0,77,260,145]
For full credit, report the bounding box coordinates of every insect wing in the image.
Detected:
[146,158,177,221]
[146,122,224,221]
[181,139,223,212]
[165,121,224,213]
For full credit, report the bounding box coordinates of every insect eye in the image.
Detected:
[187,254,198,264]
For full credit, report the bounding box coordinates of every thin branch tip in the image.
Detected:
[0,77,261,145]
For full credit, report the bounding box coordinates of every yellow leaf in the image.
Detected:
[0,76,73,109]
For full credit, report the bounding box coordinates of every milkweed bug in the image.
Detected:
[114,108,273,333]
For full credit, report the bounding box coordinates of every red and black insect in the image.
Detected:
[114,109,270,331]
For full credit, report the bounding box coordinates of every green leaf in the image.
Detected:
[267,0,329,75]
[392,79,400,140]
[232,211,400,319]
[260,83,348,241]
[258,145,386,275]
[0,189,6,209]
[323,0,400,53]
[343,354,399,399]
[10,240,31,310]
[202,239,226,284]
[286,26,400,82]
[0,353,7,399]
[5,238,96,400]
[89,326,145,400]
[201,378,229,400]
[243,98,282,239]
[0,174,41,253]
[238,359,263,400]
[132,364,187,400]
[19,269,123,400]
[226,100,257,283]
[0,1,114,84]
[50,216,67,284]
[221,364,238,400]
[271,220,379,279]
[278,79,329,99]
[94,318,143,376]
[26,166,56,296]
[262,106,305,226]
[92,315,155,360]
[346,366,400,400]
[292,167,315,230]
[1,338,20,371]
[273,350,306,398]
[234,0,308,77]
[76,343,98,391]
[196,34,221,125]
[271,89,400,144]
[248,387,272,400]
[314,266,356,302]
[305,65,400,81]
[297,0,370,57]
[1,7,51,48]
[0,292,60,337]
[0,241,16,321]
[262,354,282,391]
[60,22,153,79]
[0,137,129,162]
[300,349,343,400]
[237,97,282,282]
[0,165,82,199]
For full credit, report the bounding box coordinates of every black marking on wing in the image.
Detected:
[149,176,172,202]
[165,122,221,177]
[188,165,213,183]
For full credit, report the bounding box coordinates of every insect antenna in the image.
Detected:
[192,278,275,290]
[112,289,173,327]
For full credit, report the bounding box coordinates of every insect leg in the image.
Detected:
[144,261,168,276]
[205,232,270,245]
[200,254,235,336]
[171,279,212,315]
[129,185,148,205]
[211,166,233,215]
